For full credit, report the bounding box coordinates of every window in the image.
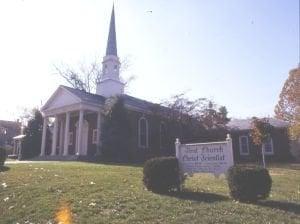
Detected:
[104,64,108,74]
[68,132,73,146]
[239,135,249,155]
[92,129,98,144]
[138,117,148,148]
[263,137,274,155]
[160,122,167,149]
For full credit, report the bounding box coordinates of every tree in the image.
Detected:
[250,117,273,168]
[159,94,229,128]
[54,58,134,93]
[152,93,230,142]
[101,96,132,162]
[275,65,300,140]
[21,109,43,159]
[53,62,100,93]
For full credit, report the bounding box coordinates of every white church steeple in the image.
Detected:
[96,5,125,97]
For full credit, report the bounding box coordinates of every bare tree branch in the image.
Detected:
[53,57,133,93]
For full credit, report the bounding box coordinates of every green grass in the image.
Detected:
[0,162,300,224]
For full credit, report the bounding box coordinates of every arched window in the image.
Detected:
[160,122,167,149]
[138,117,148,148]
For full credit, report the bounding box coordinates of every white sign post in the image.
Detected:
[175,134,234,177]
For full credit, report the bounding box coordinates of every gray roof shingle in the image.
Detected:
[61,86,157,111]
[62,85,106,105]
[227,118,289,130]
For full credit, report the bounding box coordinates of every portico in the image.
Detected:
[40,86,105,157]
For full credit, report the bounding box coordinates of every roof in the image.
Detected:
[121,94,159,112]
[61,85,158,112]
[227,118,289,131]
[0,120,20,129]
[61,85,106,105]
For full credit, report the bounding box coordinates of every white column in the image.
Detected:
[59,119,64,155]
[40,117,48,156]
[175,138,181,159]
[13,140,16,155]
[76,110,84,155]
[96,110,101,155]
[51,116,58,156]
[63,112,70,156]
[226,134,234,165]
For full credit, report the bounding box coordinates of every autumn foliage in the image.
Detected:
[250,118,273,147]
[275,66,300,139]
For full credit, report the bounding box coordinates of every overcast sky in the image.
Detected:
[0,0,299,121]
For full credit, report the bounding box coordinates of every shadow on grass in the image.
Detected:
[78,157,144,168]
[162,190,229,203]
[256,200,300,215]
[0,166,10,172]
[93,160,144,168]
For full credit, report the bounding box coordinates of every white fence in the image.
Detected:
[175,134,234,177]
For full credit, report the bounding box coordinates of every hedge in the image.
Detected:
[143,157,182,193]
[227,165,272,202]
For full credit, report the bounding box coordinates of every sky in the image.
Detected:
[0,0,299,121]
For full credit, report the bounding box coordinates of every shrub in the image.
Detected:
[0,148,6,166]
[143,157,182,193]
[227,165,272,202]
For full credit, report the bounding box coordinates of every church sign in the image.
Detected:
[175,134,234,176]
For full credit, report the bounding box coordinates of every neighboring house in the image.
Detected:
[0,120,21,149]
[290,139,300,161]
[227,118,291,163]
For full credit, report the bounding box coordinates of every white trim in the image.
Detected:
[43,102,103,117]
[92,129,98,144]
[239,135,249,155]
[138,117,149,148]
[263,137,274,155]
[41,86,81,111]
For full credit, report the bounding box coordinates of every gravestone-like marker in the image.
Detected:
[175,134,234,177]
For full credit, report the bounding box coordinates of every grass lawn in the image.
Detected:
[0,162,300,224]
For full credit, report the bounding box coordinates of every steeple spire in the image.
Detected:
[106,4,117,56]
[96,4,124,97]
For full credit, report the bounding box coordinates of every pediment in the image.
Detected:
[42,86,81,112]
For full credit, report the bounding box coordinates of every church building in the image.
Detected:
[40,6,173,161]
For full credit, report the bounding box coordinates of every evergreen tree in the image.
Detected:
[21,109,43,159]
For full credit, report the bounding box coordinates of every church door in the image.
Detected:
[75,120,89,155]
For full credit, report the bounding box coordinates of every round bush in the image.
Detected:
[0,148,6,166]
[143,157,182,193]
[227,165,272,202]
